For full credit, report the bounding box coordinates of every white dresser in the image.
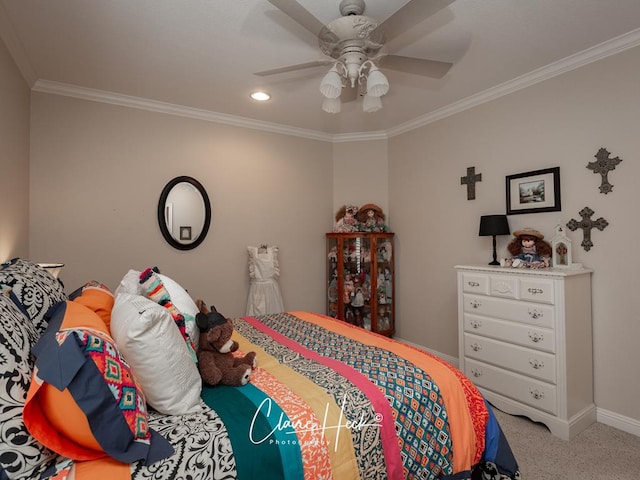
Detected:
[455,265,595,440]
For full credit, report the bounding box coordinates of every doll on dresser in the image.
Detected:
[501,228,551,269]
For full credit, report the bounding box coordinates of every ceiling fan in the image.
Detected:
[256,0,455,113]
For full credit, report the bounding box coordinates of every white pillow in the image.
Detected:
[110,293,202,415]
[115,269,200,351]
[114,269,142,297]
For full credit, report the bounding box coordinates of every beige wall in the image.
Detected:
[332,139,389,220]
[29,93,333,316]
[389,45,640,426]
[0,37,30,260]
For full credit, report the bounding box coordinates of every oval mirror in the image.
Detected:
[158,176,211,250]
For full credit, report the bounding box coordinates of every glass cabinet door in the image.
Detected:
[374,237,393,332]
[326,233,394,336]
[342,236,372,330]
[327,237,339,318]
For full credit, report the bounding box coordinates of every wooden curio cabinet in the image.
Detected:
[326,232,394,336]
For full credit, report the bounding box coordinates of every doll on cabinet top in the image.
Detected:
[333,203,389,233]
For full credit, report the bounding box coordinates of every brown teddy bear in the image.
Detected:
[195,300,257,386]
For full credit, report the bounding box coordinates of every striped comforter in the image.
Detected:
[133,311,519,480]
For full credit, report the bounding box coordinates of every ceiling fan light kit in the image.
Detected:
[365,65,389,97]
[319,58,389,113]
[322,96,342,114]
[362,93,382,113]
[320,66,343,99]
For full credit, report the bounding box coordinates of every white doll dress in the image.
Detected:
[246,245,284,316]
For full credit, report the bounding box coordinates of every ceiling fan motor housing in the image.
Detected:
[319,16,382,59]
[339,0,365,16]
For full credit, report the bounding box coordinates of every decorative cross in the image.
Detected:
[460,166,482,200]
[587,147,622,194]
[566,207,608,251]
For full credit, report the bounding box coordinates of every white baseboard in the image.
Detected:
[394,337,640,438]
[597,407,640,438]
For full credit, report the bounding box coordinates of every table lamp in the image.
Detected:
[38,263,64,278]
[479,215,510,265]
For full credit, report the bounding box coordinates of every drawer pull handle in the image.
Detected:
[528,308,544,319]
[528,331,544,343]
[470,319,482,329]
[529,359,545,369]
[468,281,480,287]
[470,300,481,309]
[470,343,482,352]
[528,287,544,295]
[470,368,483,378]
[529,389,545,400]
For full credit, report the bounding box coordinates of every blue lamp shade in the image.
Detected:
[479,215,510,265]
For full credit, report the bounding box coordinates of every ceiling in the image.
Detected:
[2,0,640,139]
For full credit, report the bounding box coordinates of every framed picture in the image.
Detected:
[506,167,561,215]
[179,226,192,241]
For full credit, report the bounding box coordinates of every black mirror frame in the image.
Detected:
[157,176,211,251]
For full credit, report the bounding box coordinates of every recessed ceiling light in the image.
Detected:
[250,91,271,101]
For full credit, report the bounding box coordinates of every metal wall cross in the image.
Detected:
[566,207,608,251]
[587,147,622,194]
[460,166,482,200]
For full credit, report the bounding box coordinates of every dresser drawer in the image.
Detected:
[489,275,518,299]
[464,333,556,383]
[465,358,557,414]
[520,278,554,304]
[461,272,489,295]
[464,313,555,353]
[462,293,555,328]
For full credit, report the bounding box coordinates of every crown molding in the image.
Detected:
[31,27,640,143]
[332,131,388,143]
[32,80,334,143]
[388,27,640,138]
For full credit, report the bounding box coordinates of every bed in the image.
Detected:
[0,259,520,480]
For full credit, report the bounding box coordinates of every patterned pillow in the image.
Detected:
[22,299,173,466]
[0,289,61,480]
[0,258,67,335]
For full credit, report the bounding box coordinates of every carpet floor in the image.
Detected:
[493,407,640,479]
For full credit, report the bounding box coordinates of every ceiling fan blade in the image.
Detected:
[254,60,332,76]
[371,0,455,43]
[266,0,327,37]
[378,55,452,78]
